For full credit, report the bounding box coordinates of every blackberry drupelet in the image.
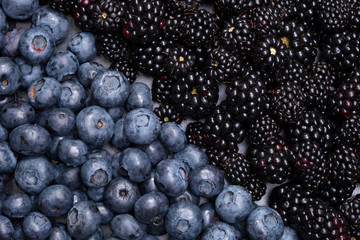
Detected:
[337,116,360,148]
[339,194,360,239]
[48,0,75,13]
[154,103,183,124]
[214,0,255,19]
[95,32,130,61]
[90,0,125,32]
[316,0,351,32]
[251,4,281,39]
[247,114,281,146]
[186,121,207,148]
[275,60,309,85]
[73,0,96,32]
[164,46,196,78]
[109,59,137,84]
[296,0,317,28]
[350,0,360,30]
[271,0,299,21]
[151,75,175,104]
[170,71,219,120]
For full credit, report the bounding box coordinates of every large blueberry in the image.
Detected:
[22,212,52,240]
[124,108,161,145]
[27,77,61,109]
[111,118,131,150]
[215,185,253,224]
[77,62,105,88]
[91,69,130,108]
[48,222,71,240]
[76,106,114,147]
[155,158,189,197]
[200,202,219,230]
[58,78,87,112]
[2,0,39,20]
[14,56,44,88]
[134,191,169,224]
[1,27,27,58]
[9,124,51,155]
[81,157,112,188]
[126,82,153,111]
[45,50,79,81]
[57,138,88,167]
[174,144,209,171]
[136,138,168,167]
[201,221,242,240]
[14,155,54,195]
[110,214,147,240]
[0,215,14,240]
[19,27,55,64]
[2,193,33,218]
[0,57,22,96]
[88,148,112,162]
[54,163,81,190]
[246,206,284,240]
[165,202,203,240]
[45,108,75,136]
[66,201,101,239]
[67,32,97,63]
[0,142,16,174]
[159,122,187,153]
[0,101,35,129]
[37,184,73,217]
[32,5,69,45]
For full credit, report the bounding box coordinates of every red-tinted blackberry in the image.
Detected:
[339,194,360,239]
[270,81,306,124]
[247,136,293,184]
[73,0,96,32]
[170,71,219,120]
[186,121,207,148]
[151,75,174,104]
[122,0,166,44]
[95,32,130,61]
[275,60,309,85]
[337,116,360,148]
[247,115,281,146]
[164,46,196,78]
[251,4,281,39]
[154,103,183,125]
[316,0,351,32]
[109,59,137,84]
[48,0,75,13]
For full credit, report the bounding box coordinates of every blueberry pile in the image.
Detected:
[1,0,360,240]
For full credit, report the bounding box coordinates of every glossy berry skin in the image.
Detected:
[81,157,112,188]
[37,184,73,217]
[136,139,168,167]
[48,222,71,240]
[0,215,14,240]
[279,226,300,240]
[45,50,79,81]
[57,138,88,167]
[14,155,54,195]
[71,189,88,205]
[22,212,52,240]
[53,163,81,190]
[159,122,187,153]
[140,169,159,194]
[45,108,75,136]
[87,186,105,201]
[126,82,153,111]
[155,158,189,197]
[124,108,161,145]
[165,202,203,240]
[28,77,61,110]
[246,206,284,240]
[14,56,44,88]
[110,214,147,240]
[66,201,101,239]
[2,193,33,218]
[77,62,105,88]
[94,202,114,225]
[174,144,209,172]
[91,70,130,108]
[118,147,152,183]
[9,124,51,156]
[107,106,124,122]
[111,118,132,150]
[19,27,55,64]
[67,32,97,63]
[169,190,200,206]
[58,78,87,112]
[0,101,35,129]
[0,95,14,111]
[0,142,16,174]
[0,57,22,96]
[200,202,219,230]
[2,0,39,20]
[201,221,242,240]
[134,191,169,224]
[215,185,253,224]
[104,177,141,214]
[76,106,114,147]
[1,27,27,58]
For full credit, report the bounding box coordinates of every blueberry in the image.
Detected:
[37,184,73,218]
[66,201,101,239]
[2,193,33,218]
[27,77,61,110]
[94,202,114,225]
[107,106,124,122]
[144,235,160,240]
[77,62,105,88]
[0,123,7,142]
[22,211,52,240]
[124,108,161,145]
[0,95,14,111]
[14,155,54,195]
[1,27,27,58]
[199,202,219,230]
[76,105,114,147]
[13,224,26,240]
[169,190,200,206]
[0,7,8,35]
[0,101,35,129]
[174,144,209,171]
[104,177,141,214]
[0,215,14,240]
[0,57,22,96]
[58,78,87,112]
[14,56,45,88]
[201,221,242,240]
[48,222,71,240]
[110,214,147,240]
[111,118,132,150]
[140,169,159,194]
[126,82,153,111]
[54,163,81,190]
[47,135,71,159]
[67,32,97,63]
[45,50,79,81]
[0,142,16,174]
[81,157,112,188]
[71,189,88,205]
[111,152,121,178]
[45,108,75,136]
[147,218,167,236]
[136,138,168,167]
[118,147,152,183]
[155,158,189,197]
[159,122,187,153]
[246,206,284,240]
[9,124,51,155]
[134,191,169,224]
[87,227,104,240]
[88,148,112,161]
[215,185,253,224]
[87,186,105,201]
[57,138,88,167]
[91,69,130,108]
[19,27,55,64]
[2,0,39,20]
[279,226,300,240]
[165,202,203,240]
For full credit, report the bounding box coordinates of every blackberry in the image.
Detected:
[251,4,281,39]
[95,32,130,61]
[337,116,360,148]
[275,60,309,85]
[186,121,207,148]
[350,0,360,30]
[48,0,75,13]
[244,175,267,201]
[166,0,200,12]
[270,0,300,21]
[163,10,185,41]
[154,103,183,124]
[247,136,293,184]
[170,71,219,120]
[287,111,335,150]
[164,46,196,78]
[109,59,137,84]
[270,81,306,124]
[90,0,125,32]
[122,0,166,44]
[214,0,254,19]
[296,0,317,28]
[247,114,281,146]
[73,0,96,32]
[151,75,174,104]
[339,194,360,239]
[316,0,351,32]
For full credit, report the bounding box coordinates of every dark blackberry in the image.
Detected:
[225,69,267,122]
[166,0,200,12]
[270,81,306,124]
[109,59,137,84]
[287,111,335,150]
[251,4,281,39]
[164,46,196,78]
[316,0,351,32]
[339,194,360,239]
[322,30,360,72]
[292,199,349,240]
[186,121,207,148]
[170,71,219,120]
[214,0,255,20]
[275,60,309,85]
[163,10,185,41]
[122,0,166,44]
[350,0,360,30]
[337,116,360,148]
[90,0,125,32]
[296,0,317,28]
[73,0,96,32]
[151,75,174,104]
[247,136,293,184]
[95,32,130,61]
[48,0,75,13]
[270,0,300,21]
[247,115,281,146]
[154,103,183,124]
[244,175,267,201]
